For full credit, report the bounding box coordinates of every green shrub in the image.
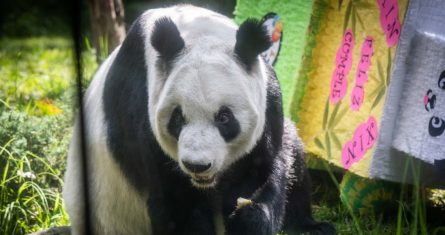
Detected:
[0,107,71,234]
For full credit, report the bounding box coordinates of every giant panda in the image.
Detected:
[63,4,335,235]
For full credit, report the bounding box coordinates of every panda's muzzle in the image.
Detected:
[181,160,211,173]
[180,160,217,187]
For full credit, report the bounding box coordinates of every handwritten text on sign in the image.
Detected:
[351,37,374,111]
[376,0,401,47]
[342,116,378,169]
[330,29,355,104]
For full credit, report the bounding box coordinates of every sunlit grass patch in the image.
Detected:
[0,37,97,115]
[0,38,73,105]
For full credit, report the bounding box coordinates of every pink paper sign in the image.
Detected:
[342,116,378,169]
[351,37,374,111]
[376,0,401,47]
[330,29,354,104]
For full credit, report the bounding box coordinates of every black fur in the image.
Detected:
[102,17,174,234]
[219,65,285,235]
[103,16,154,191]
[235,18,271,70]
[151,17,185,65]
[215,106,241,142]
[102,15,334,235]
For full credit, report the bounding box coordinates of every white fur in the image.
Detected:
[63,48,151,235]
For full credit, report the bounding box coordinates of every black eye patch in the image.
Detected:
[214,106,240,142]
[168,106,185,139]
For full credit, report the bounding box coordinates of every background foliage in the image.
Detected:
[0,36,97,233]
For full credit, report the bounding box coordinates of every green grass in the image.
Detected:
[0,37,97,113]
[0,139,69,234]
[309,161,445,235]
[0,38,73,109]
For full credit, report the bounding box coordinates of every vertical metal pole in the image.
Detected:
[71,0,93,234]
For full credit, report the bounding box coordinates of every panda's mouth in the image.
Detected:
[190,174,216,188]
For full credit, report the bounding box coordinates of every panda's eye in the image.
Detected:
[214,106,240,142]
[215,106,232,124]
[168,106,185,139]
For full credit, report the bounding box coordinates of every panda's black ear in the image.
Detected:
[151,17,185,63]
[234,18,271,69]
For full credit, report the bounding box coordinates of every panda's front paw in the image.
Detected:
[226,200,272,235]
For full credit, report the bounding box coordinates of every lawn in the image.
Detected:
[0,37,444,235]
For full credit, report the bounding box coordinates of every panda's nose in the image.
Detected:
[181,160,211,173]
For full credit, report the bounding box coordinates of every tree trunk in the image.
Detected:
[88,0,126,62]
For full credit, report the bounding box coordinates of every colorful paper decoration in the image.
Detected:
[237,0,445,187]
[261,13,283,66]
[293,0,408,178]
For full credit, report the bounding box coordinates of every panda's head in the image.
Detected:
[148,16,271,188]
